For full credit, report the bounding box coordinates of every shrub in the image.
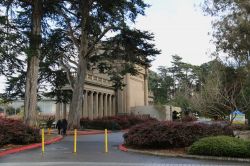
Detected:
[189,136,250,158]
[0,117,41,147]
[80,115,157,130]
[180,116,197,122]
[229,124,249,131]
[123,121,234,149]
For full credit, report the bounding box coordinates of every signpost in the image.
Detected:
[230,110,246,125]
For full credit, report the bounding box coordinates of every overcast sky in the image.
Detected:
[0,0,215,93]
[135,0,215,71]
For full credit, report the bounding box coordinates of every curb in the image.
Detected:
[0,135,63,157]
[118,144,250,163]
[119,144,128,152]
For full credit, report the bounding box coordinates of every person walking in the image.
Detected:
[62,119,68,136]
[56,119,62,135]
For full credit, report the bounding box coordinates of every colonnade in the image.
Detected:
[56,90,116,120]
[82,90,116,119]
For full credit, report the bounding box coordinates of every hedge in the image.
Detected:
[80,115,158,130]
[0,117,41,147]
[123,121,234,149]
[189,136,250,158]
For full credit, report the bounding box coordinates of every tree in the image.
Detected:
[203,0,250,66]
[148,68,173,104]
[51,0,160,129]
[190,60,250,123]
[0,0,59,126]
[0,9,24,76]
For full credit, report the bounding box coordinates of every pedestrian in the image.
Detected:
[56,119,62,135]
[62,119,68,136]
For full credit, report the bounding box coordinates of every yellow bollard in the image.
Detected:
[42,128,45,153]
[105,129,108,153]
[74,129,77,153]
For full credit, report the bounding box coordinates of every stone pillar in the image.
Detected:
[93,92,99,119]
[83,90,88,118]
[99,93,103,118]
[125,74,130,113]
[104,93,108,117]
[63,103,67,119]
[88,91,94,120]
[108,94,112,116]
[117,89,123,114]
[55,103,61,121]
[112,96,116,116]
[144,68,149,106]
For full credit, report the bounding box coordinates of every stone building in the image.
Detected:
[55,66,149,120]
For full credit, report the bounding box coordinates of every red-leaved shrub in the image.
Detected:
[80,115,158,130]
[0,118,41,147]
[123,121,234,149]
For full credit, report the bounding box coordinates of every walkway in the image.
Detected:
[0,132,248,166]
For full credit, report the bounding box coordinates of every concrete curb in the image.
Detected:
[0,135,63,157]
[118,144,250,163]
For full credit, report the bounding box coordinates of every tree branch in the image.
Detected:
[86,26,113,57]
[59,58,74,89]
[59,10,80,51]
[20,0,32,4]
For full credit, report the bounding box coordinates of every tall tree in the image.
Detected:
[203,0,250,66]
[0,0,59,126]
[53,0,160,128]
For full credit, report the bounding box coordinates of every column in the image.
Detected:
[117,89,123,114]
[81,95,84,118]
[99,93,103,118]
[55,103,61,121]
[144,68,149,106]
[93,92,99,119]
[108,94,112,116]
[112,96,116,116]
[104,93,107,117]
[125,74,130,113]
[83,90,88,118]
[88,91,94,120]
[63,103,67,119]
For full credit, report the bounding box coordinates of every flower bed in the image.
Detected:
[80,115,158,130]
[0,118,41,147]
[123,121,234,149]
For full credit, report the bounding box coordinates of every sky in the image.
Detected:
[135,0,215,71]
[0,0,215,93]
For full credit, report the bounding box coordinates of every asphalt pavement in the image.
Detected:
[0,132,249,166]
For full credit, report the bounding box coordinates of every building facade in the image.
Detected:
[56,66,149,120]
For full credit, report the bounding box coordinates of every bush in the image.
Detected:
[123,121,234,149]
[180,116,197,122]
[80,115,158,130]
[189,136,250,158]
[229,124,249,131]
[0,117,41,147]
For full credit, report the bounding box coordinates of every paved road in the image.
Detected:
[0,132,249,166]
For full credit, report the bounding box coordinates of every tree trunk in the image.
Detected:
[67,0,89,129]
[67,58,87,129]
[24,0,42,127]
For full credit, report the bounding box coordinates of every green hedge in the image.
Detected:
[189,136,250,158]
